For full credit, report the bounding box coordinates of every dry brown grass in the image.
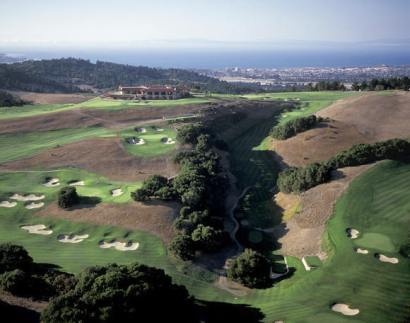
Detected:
[272,92,410,167]
[10,91,96,104]
[273,164,373,258]
[0,137,178,181]
[37,200,179,243]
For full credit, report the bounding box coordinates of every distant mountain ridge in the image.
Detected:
[0,58,261,94]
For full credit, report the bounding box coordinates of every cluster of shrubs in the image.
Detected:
[0,243,75,299]
[270,115,323,140]
[352,77,410,91]
[0,90,27,107]
[132,123,230,260]
[57,186,80,209]
[278,139,410,193]
[227,249,272,288]
[304,81,346,91]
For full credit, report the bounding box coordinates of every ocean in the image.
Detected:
[5,48,410,69]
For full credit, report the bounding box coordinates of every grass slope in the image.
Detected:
[0,96,212,119]
[0,125,177,163]
[0,160,408,322]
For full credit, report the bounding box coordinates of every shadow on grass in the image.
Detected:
[70,196,102,210]
[198,300,265,323]
[0,300,40,323]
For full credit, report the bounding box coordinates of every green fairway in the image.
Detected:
[120,126,177,158]
[355,233,396,252]
[0,127,114,163]
[244,91,360,124]
[0,161,409,322]
[0,124,177,164]
[0,96,212,119]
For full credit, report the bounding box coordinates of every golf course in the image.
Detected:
[0,90,409,322]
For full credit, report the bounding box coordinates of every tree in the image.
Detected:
[169,234,196,260]
[0,269,51,297]
[41,263,198,323]
[176,123,206,145]
[227,249,272,288]
[58,186,79,209]
[191,224,227,252]
[0,243,33,274]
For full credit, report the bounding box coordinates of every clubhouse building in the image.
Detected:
[111,85,189,100]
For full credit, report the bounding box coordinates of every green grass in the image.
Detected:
[0,169,141,204]
[0,127,114,164]
[120,126,177,158]
[355,233,396,253]
[304,256,322,268]
[0,124,177,164]
[0,96,212,120]
[243,91,359,124]
[0,160,409,322]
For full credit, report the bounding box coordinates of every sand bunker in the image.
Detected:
[377,254,399,264]
[331,303,360,316]
[111,188,123,197]
[302,257,311,271]
[21,224,53,235]
[69,181,85,186]
[25,202,45,209]
[58,234,89,243]
[156,128,164,132]
[162,137,176,145]
[355,248,369,254]
[0,201,17,208]
[135,127,147,133]
[346,228,360,239]
[127,137,145,145]
[10,193,45,201]
[43,178,60,187]
[99,240,139,251]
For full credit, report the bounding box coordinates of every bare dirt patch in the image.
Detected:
[272,92,410,167]
[10,91,96,104]
[37,201,178,243]
[273,164,374,258]
[0,137,178,181]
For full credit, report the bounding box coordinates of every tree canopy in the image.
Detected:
[41,263,197,323]
[227,249,272,288]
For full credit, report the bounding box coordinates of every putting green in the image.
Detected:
[355,233,395,252]
[120,126,177,158]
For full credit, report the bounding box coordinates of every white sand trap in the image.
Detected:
[162,137,176,145]
[156,128,164,132]
[111,188,123,197]
[99,240,139,251]
[377,254,399,264]
[43,178,60,187]
[69,181,85,186]
[355,248,369,254]
[25,202,45,209]
[136,127,147,133]
[128,137,145,145]
[332,304,360,316]
[21,224,53,235]
[10,193,45,201]
[302,257,311,271]
[58,234,89,244]
[0,201,17,208]
[347,228,360,239]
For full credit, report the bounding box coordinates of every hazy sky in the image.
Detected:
[0,0,409,47]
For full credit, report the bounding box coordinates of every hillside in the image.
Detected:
[0,58,261,94]
[272,92,410,166]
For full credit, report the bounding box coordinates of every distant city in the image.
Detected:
[195,66,410,89]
